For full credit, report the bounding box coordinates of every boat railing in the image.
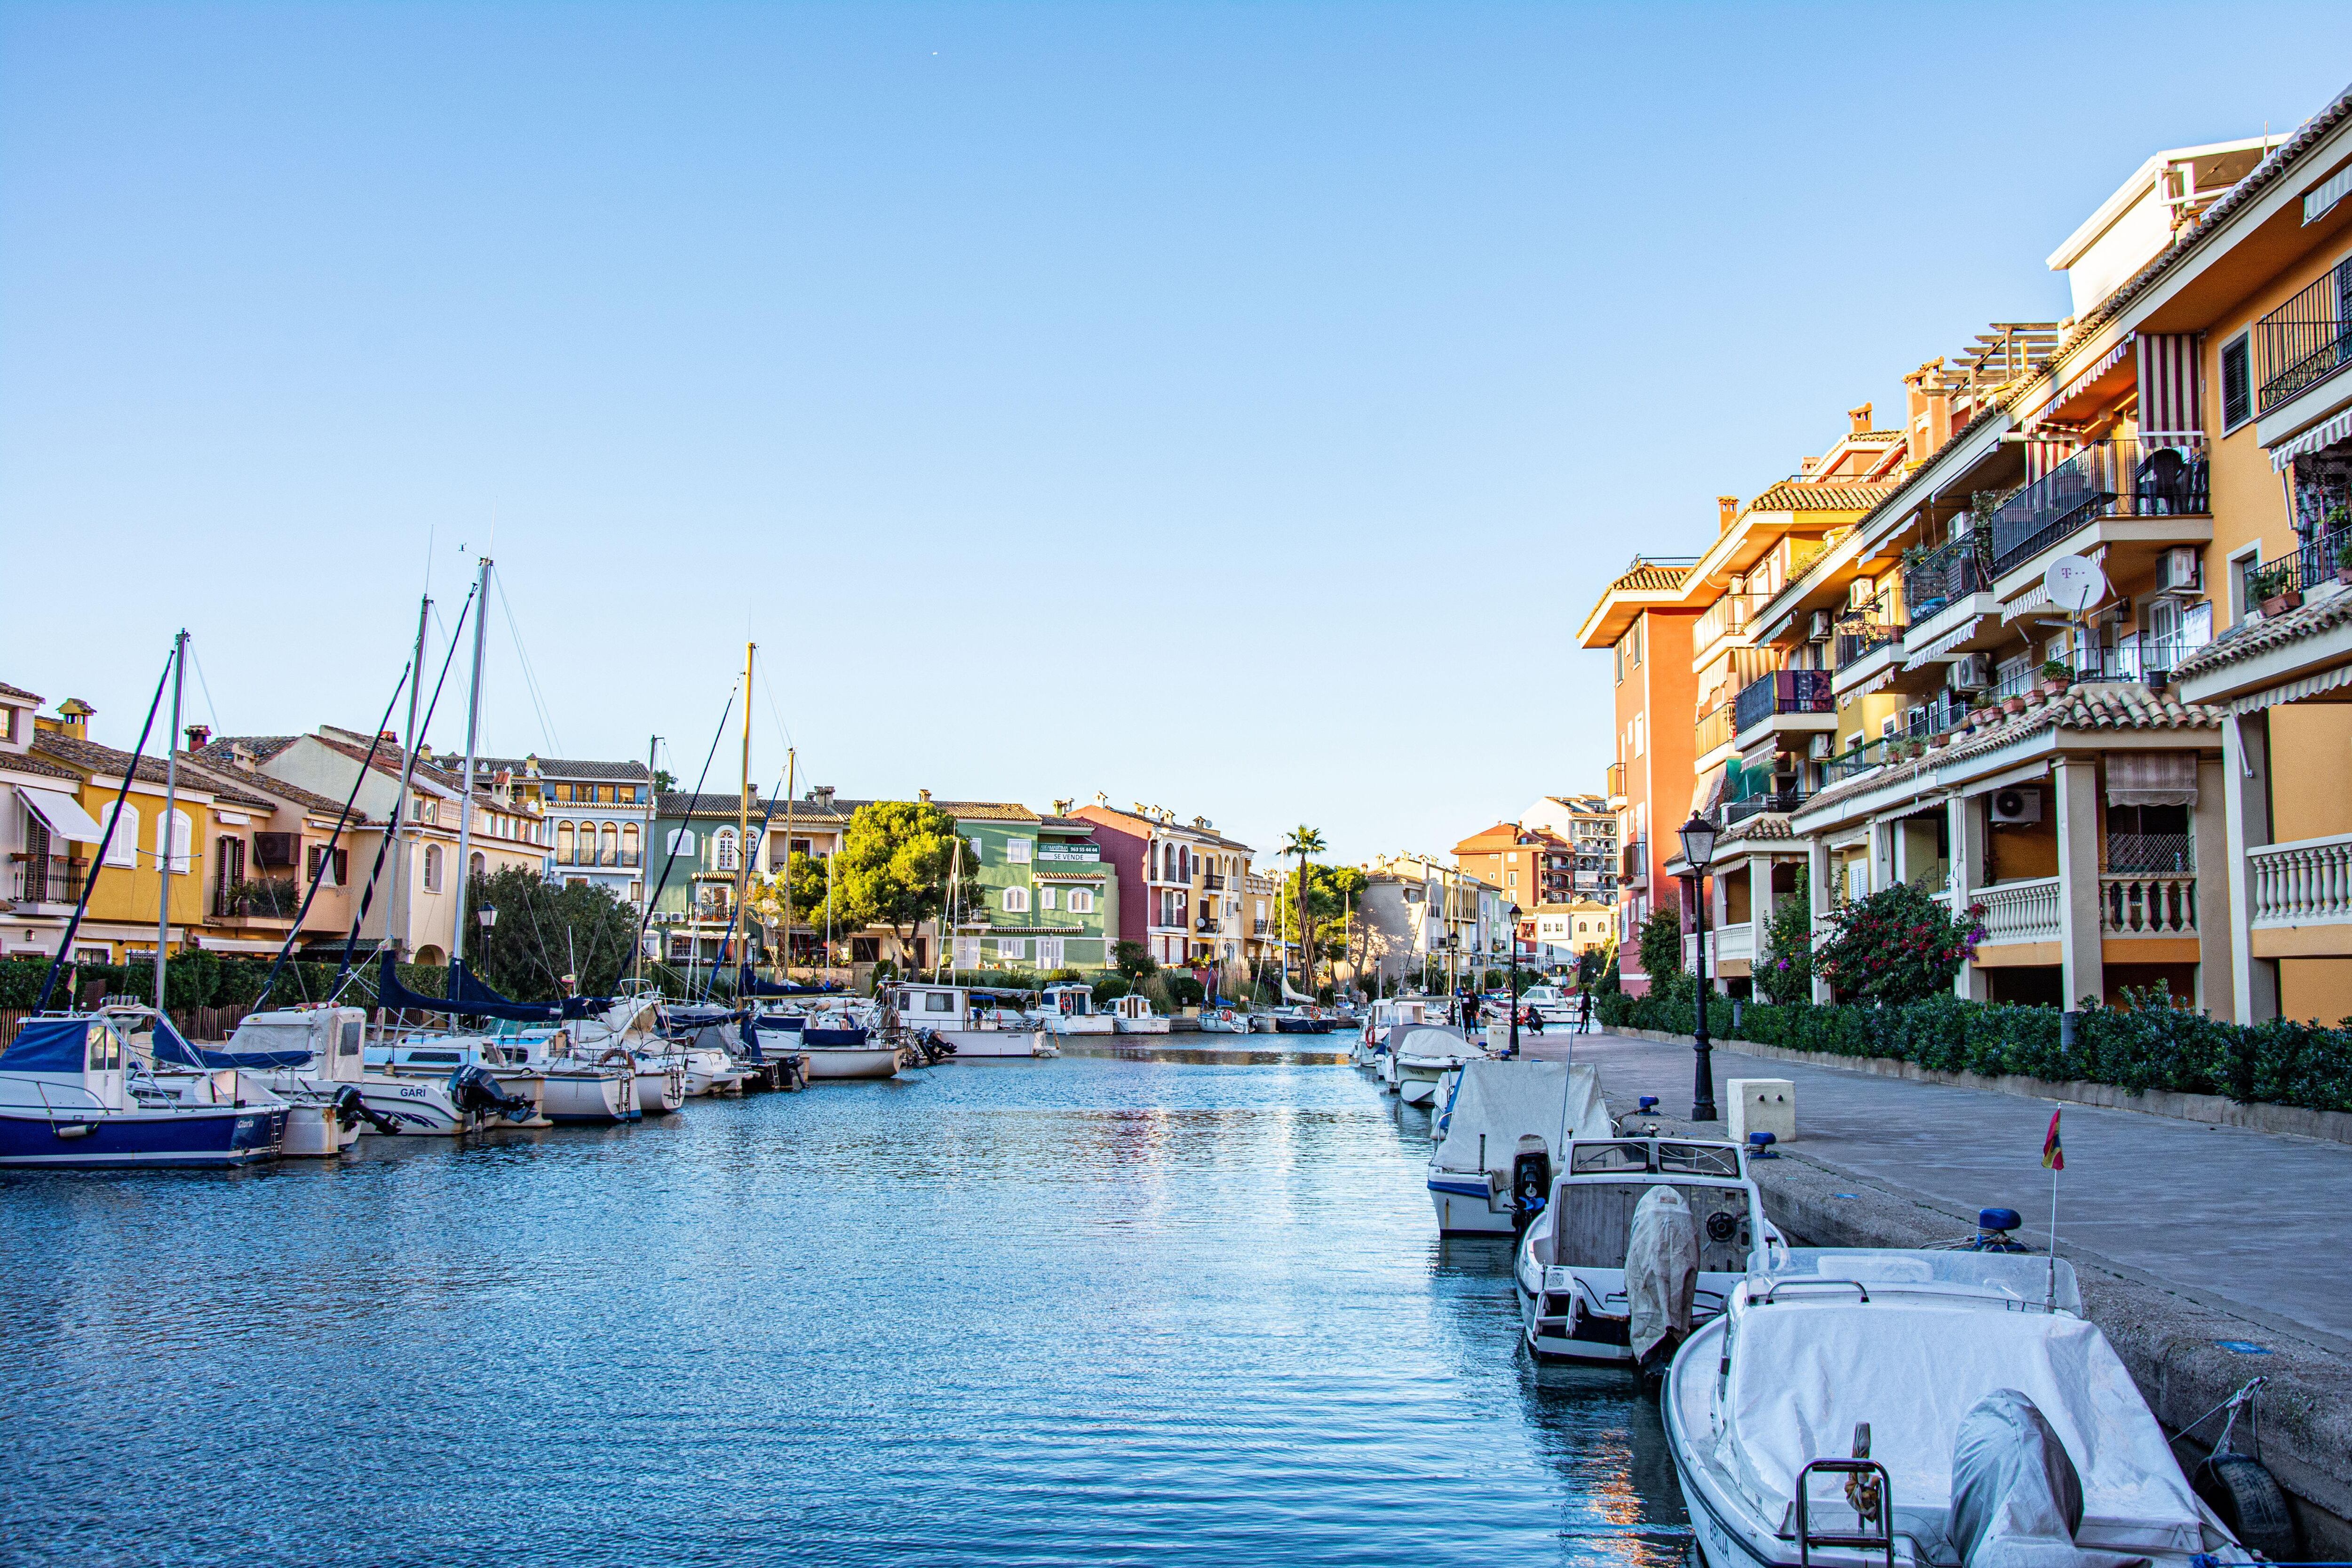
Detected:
[0,1076,109,1114]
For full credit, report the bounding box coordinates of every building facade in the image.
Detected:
[477,754,654,907]
[1067,799,1257,970]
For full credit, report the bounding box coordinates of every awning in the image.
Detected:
[2228,658,2352,715]
[1851,664,1896,698]
[2270,406,2352,470]
[20,787,105,844]
[1690,764,1728,818]
[1903,616,1983,671]
[2106,751,2199,808]
[2025,340,2131,432]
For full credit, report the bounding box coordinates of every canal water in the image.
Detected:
[0,1055,1688,1567]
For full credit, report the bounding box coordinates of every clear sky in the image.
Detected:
[6,5,2349,867]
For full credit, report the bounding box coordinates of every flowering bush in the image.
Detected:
[1812,881,1983,1004]
[1755,869,1814,1005]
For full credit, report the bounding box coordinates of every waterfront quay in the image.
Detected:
[0,1056,1688,1568]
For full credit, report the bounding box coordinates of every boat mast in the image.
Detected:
[736,640,754,977]
[389,594,430,959]
[152,629,188,1014]
[451,556,492,972]
[778,747,795,979]
[637,732,657,989]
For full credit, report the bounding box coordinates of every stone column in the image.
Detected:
[2221,713,2277,1022]
[1808,835,1835,1004]
[2192,753,2236,1017]
[1948,790,1990,1000]
[2055,756,2104,1009]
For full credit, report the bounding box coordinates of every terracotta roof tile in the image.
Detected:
[2171,586,2352,681]
[473,754,652,783]
[1607,559,1694,593]
[0,680,41,704]
[1746,481,1902,512]
[0,751,80,782]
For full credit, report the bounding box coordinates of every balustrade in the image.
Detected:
[1977,876,2061,945]
[2100,875,2196,936]
[2248,832,2352,926]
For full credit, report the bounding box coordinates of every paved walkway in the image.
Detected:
[1519,1029,2352,1352]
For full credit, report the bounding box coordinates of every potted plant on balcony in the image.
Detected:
[2335,532,2352,587]
[2248,562,2300,617]
[2039,657,2073,699]
[2001,688,2029,716]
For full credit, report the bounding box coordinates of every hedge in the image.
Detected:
[1597,990,2352,1114]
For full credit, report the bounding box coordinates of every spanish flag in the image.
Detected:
[2042,1108,2065,1171]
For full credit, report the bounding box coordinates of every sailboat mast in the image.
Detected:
[451,556,492,969]
[389,594,430,958]
[736,641,754,971]
[779,747,795,978]
[637,732,657,988]
[153,629,188,1013]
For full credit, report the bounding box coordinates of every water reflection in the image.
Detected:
[0,1057,1685,1567]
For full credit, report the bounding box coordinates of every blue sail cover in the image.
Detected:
[735,964,836,998]
[375,952,562,1023]
[151,1014,309,1070]
[0,1018,93,1073]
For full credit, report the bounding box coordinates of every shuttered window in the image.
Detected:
[2220,332,2252,429]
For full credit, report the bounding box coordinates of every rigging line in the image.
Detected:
[629,681,740,979]
[493,571,564,757]
[186,645,224,738]
[699,765,794,1003]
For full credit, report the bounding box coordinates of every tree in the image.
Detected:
[1755,868,1816,1005]
[747,850,836,955]
[465,867,644,1002]
[1281,824,1326,989]
[1278,861,1366,976]
[818,800,975,963]
[651,768,677,794]
[1636,891,1686,998]
[1112,941,1157,980]
[1812,881,1984,1004]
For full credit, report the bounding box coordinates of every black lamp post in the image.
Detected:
[1506,902,1523,1056]
[1677,812,1720,1122]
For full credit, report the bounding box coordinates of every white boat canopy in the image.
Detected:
[1431,1060,1607,1173]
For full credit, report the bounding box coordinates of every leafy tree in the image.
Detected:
[1090,972,1132,1006]
[747,850,839,948]
[651,768,677,794]
[819,800,975,960]
[1812,881,1984,1004]
[1112,941,1157,980]
[1755,869,1816,1005]
[465,867,644,1002]
[1281,824,1326,986]
[1278,862,1367,971]
[1636,891,1686,997]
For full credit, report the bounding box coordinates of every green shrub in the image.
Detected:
[1091,973,1132,1007]
[1755,870,1814,1005]
[1813,881,1982,1004]
[1637,895,1685,992]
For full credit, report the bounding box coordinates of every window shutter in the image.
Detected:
[2221,336,2251,428]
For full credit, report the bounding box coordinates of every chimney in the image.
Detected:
[229,740,257,768]
[56,698,94,739]
[1052,798,1073,816]
[1716,496,1740,532]
[1848,401,1873,435]
[185,723,212,750]
[918,788,931,803]
[814,785,835,808]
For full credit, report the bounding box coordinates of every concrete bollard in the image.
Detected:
[1728,1077,1795,1145]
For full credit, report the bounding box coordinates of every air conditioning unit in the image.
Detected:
[1951,653,1992,690]
[1808,610,1834,639]
[1990,786,2043,825]
[1807,733,1835,760]
[2153,547,2202,594]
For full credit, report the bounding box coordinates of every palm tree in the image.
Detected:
[1281,824,1326,995]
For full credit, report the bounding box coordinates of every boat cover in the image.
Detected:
[1717,1299,2200,1556]
[375,952,562,1023]
[153,1012,310,1070]
[1948,1388,2150,1568]
[1430,1060,1606,1174]
[0,1017,92,1073]
[1394,1024,1479,1065]
[1626,1185,1698,1361]
[1764,1249,2082,1315]
[733,964,836,997]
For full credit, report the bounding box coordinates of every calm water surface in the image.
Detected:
[0,1056,1687,1567]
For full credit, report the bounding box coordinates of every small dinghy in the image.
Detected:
[1426,1060,1609,1234]
[1514,1135,1779,1364]
[1664,1248,2259,1565]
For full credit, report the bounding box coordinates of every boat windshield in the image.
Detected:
[1657,1142,1741,1177]
[1570,1142,1656,1173]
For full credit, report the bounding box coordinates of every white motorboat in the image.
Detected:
[890,983,1057,1058]
[223,1005,477,1139]
[105,1003,360,1157]
[1390,1024,1488,1106]
[1510,984,1582,1027]
[1034,981,1117,1036]
[1355,996,1432,1067]
[1664,1249,2257,1566]
[1108,994,1170,1034]
[376,1032,620,1124]
[1196,1006,1251,1034]
[1514,1135,1778,1365]
[1426,1060,1610,1235]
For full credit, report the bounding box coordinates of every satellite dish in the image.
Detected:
[2043,555,2106,615]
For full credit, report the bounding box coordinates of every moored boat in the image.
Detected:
[0,1014,287,1169]
[1426,1060,1609,1234]
[1108,994,1170,1035]
[890,983,1056,1058]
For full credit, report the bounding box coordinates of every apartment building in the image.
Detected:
[1067,798,1256,970]
[1355,853,1502,990]
[1452,821,1575,906]
[1518,795,1620,901]
[477,754,654,906]
[1574,95,2352,1021]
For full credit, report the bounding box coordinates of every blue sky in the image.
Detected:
[5,4,2349,866]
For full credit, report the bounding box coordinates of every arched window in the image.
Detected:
[715,828,739,871]
[1067,888,1094,915]
[1002,886,1029,913]
[621,823,640,863]
[600,823,619,865]
[100,802,139,868]
[667,828,696,856]
[556,821,576,864]
[469,851,485,879]
[422,844,444,892]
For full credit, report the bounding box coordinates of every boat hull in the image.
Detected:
[937,1029,1050,1058]
[635,1065,686,1114]
[1110,1019,1170,1034]
[281,1100,362,1157]
[539,1070,636,1122]
[0,1104,286,1169]
[802,1046,901,1081]
[1428,1178,1512,1235]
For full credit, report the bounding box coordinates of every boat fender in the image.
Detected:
[2191,1453,2295,1560]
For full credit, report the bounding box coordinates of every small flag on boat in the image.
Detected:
[2042,1108,2064,1171]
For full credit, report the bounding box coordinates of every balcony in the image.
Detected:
[1604,762,1626,805]
[1733,669,1836,735]
[2247,528,2352,604]
[1832,614,1906,671]
[11,857,85,906]
[1902,533,1994,624]
[2256,257,2352,414]
[213,877,301,920]
[2101,874,2195,936]
[1978,876,2062,946]
[1986,438,2209,579]
[1722,788,1811,824]
[1682,921,1753,974]
[1619,839,1648,889]
[1203,873,1227,891]
[2249,832,2352,932]
[1694,702,1735,757]
[1692,590,1766,658]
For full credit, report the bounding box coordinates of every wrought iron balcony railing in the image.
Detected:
[1733,670,1836,733]
[1901,532,1994,622]
[12,858,85,905]
[1986,438,2209,577]
[2256,257,2352,413]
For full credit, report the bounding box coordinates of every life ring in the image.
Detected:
[597,1047,634,1069]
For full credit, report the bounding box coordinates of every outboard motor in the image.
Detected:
[1626,1185,1699,1378]
[333,1084,402,1136]
[1510,1134,1552,1236]
[1948,1390,2102,1567]
[446,1065,537,1124]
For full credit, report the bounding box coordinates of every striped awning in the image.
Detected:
[1902,615,1983,671]
[2229,658,2352,714]
[2271,405,2352,470]
[1850,664,1896,698]
[2025,340,2131,432]
[2138,334,2204,439]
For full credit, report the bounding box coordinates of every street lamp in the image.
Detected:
[477,902,497,930]
[1676,812,1720,1121]
[1506,902,1523,1057]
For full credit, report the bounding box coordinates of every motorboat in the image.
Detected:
[203,1004,477,1139]
[797,1004,900,1081]
[890,983,1057,1059]
[1108,994,1170,1034]
[1664,1248,2257,1566]
[1034,982,1117,1036]
[1511,984,1583,1027]
[1196,1006,1251,1034]
[372,1032,613,1125]
[105,1003,363,1157]
[0,1013,288,1169]
[1426,1060,1610,1234]
[1269,1005,1337,1035]
[1515,1135,1779,1365]
[1389,1024,1488,1106]
[1355,996,1432,1066]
